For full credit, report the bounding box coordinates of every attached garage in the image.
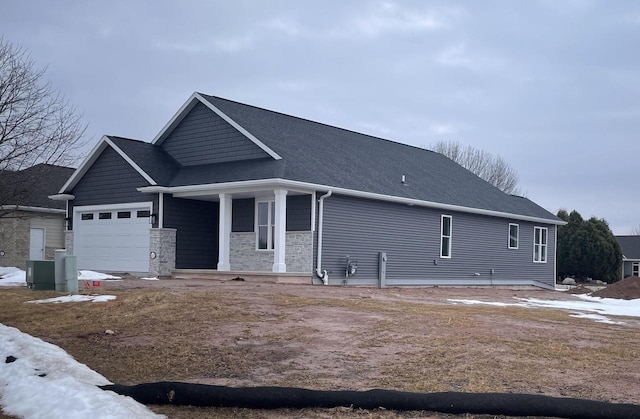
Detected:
[73,203,152,272]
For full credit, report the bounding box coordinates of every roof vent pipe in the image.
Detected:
[315,190,333,285]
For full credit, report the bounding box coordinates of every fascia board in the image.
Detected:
[104,137,156,185]
[138,179,565,225]
[151,92,282,160]
[152,92,200,145]
[58,136,110,193]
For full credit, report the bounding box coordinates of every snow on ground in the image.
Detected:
[0,267,25,287]
[0,323,163,418]
[27,295,117,304]
[449,295,640,324]
[78,270,121,280]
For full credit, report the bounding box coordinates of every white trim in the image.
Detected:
[158,192,164,229]
[137,178,565,226]
[440,214,452,259]
[152,92,282,161]
[533,226,548,263]
[272,189,287,273]
[48,194,75,201]
[217,193,231,271]
[310,191,316,232]
[508,223,519,249]
[632,261,640,277]
[72,202,153,213]
[59,135,157,193]
[0,205,66,215]
[255,199,275,251]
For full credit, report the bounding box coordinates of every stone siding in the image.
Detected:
[230,231,312,273]
[0,212,30,269]
[149,228,177,277]
[65,231,74,255]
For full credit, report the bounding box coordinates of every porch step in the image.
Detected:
[171,269,312,285]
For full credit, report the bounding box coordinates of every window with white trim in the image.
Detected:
[533,226,547,263]
[509,223,519,249]
[633,262,640,277]
[256,201,275,250]
[440,215,452,258]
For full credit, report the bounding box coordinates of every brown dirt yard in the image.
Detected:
[1,278,640,418]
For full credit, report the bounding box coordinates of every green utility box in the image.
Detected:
[26,260,55,291]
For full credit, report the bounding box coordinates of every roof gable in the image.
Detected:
[59,136,158,193]
[152,92,281,161]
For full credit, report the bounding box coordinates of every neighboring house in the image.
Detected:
[51,92,564,288]
[616,236,640,278]
[0,164,75,268]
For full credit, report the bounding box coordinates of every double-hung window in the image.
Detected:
[440,215,452,258]
[633,262,640,277]
[509,223,519,249]
[533,226,547,263]
[257,201,275,250]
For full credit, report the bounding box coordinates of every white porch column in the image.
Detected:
[217,193,232,271]
[272,189,287,273]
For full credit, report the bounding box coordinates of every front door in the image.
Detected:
[29,228,45,260]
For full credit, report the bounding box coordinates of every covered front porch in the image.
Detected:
[144,181,316,278]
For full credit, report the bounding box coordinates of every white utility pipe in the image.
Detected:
[315,190,332,285]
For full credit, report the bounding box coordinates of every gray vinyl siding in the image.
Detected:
[161,102,269,166]
[68,146,158,229]
[163,195,218,269]
[317,194,556,287]
[231,195,311,233]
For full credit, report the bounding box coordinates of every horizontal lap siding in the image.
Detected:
[319,194,556,287]
[161,102,268,166]
[163,196,218,269]
[69,147,158,229]
[231,195,312,233]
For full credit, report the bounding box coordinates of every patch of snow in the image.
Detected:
[448,296,640,325]
[77,270,121,280]
[27,295,117,304]
[0,268,26,287]
[0,323,163,418]
[142,276,159,280]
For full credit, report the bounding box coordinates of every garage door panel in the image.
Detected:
[75,206,150,272]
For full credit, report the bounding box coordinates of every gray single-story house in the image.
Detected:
[0,164,75,268]
[51,92,563,288]
[616,236,640,278]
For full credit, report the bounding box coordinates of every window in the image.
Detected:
[633,262,640,277]
[440,215,452,258]
[509,223,519,249]
[81,213,94,221]
[533,226,548,263]
[98,212,112,220]
[137,210,151,218]
[117,211,131,219]
[257,201,275,250]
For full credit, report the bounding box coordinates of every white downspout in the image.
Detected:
[315,190,332,285]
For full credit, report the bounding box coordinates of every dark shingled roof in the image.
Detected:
[107,136,180,185]
[616,236,640,260]
[98,93,560,222]
[0,164,74,210]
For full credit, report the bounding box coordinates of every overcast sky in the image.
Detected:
[2,1,638,234]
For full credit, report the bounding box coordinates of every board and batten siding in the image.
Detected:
[163,195,219,269]
[317,194,556,287]
[161,102,268,166]
[68,146,159,228]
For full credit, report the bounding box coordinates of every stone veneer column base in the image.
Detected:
[149,228,177,277]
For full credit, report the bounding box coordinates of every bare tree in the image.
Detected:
[431,140,522,195]
[631,225,640,236]
[0,37,86,215]
[0,37,86,172]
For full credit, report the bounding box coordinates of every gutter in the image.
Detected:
[315,191,332,285]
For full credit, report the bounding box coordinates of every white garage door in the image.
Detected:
[74,204,151,272]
